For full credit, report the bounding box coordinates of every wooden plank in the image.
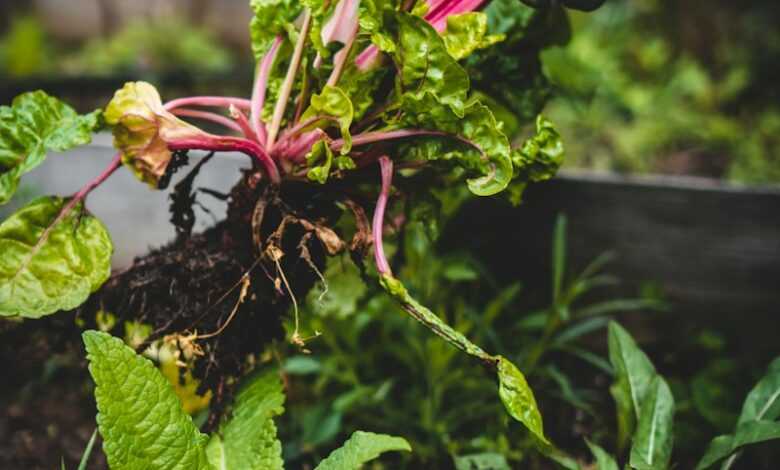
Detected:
[443,170,780,328]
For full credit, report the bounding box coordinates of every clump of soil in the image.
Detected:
[78,162,350,426]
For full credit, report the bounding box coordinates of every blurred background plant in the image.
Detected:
[540,0,780,184]
[2,0,778,183]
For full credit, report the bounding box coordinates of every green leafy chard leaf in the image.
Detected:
[314,431,410,470]
[0,91,100,204]
[82,330,211,470]
[400,97,514,196]
[250,0,302,59]
[0,196,112,318]
[441,13,504,61]
[206,369,285,470]
[395,13,469,117]
[497,355,549,445]
[306,140,335,184]
[607,321,657,450]
[380,274,545,441]
[629,376,675,470]
[512,115,564,181]
[302,85,354,154]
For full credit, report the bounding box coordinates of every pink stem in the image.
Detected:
[168,136,280,184]
[251,36,283,147]
[373,156,394,275]
[331,129,448,151]
[171,108,243,133]
[230,105,259,142]
[164,96,252,111]
[426,0,485,31]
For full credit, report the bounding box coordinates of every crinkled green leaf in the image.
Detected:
[395,13,469,117]
[400,97,513,196]
[306,140,335,184]
[497,355,549,445]
[302,85,354,154]
[607,321,656,450]
[338,64,389,120]
[359,0,398,52]
[0,91,100,204]
[512,115,564,181]
[696,420,780,470]
[314,430,410,470]
[206,369,285,470]
[454,453,510,470]
[0,196,112,318]
[250,0,302,59]
[629,376,675,470]
[82,331,211,470]
[442,13,504,60]
[585,440,618,470]
[506,115,564,203]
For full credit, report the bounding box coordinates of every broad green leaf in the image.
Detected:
[607,321,656,449]
[696,420,780,470]
[302,86,354,154]
[0,91,100,204]
[395,13,469,117]
[737,362,780,424]
[82,331,211,470]
[392,13,515,195]
[206,369,285,470]
[314,431,411,470]
[497,355,548,445]
[249,0,301,59]
[442,13,504,60]
[400,98,514,196]
[454,452,510,470]
[585,440,618,470]
[0,196,112,318]
[629,377,675,470]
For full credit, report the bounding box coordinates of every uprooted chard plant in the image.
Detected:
[0,0,605,465]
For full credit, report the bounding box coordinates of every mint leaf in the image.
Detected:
[206,369,285,470]
[0,91,100,204]
[314,431,411,470]
[0,196,112,318]
[82,330,212,470]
